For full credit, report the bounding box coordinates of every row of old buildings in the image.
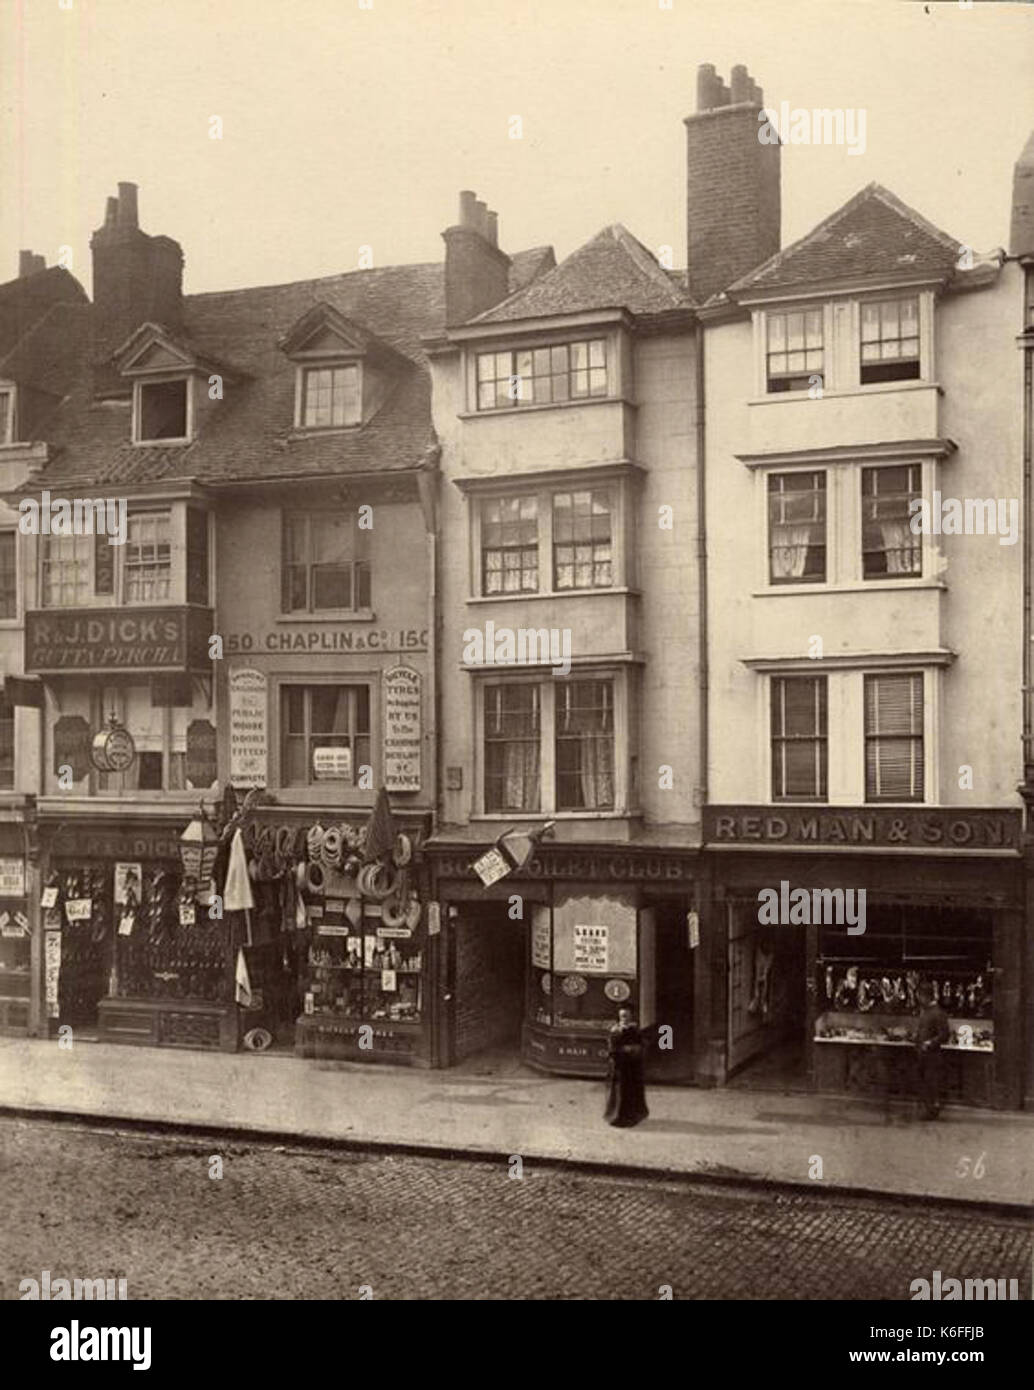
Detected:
[2,64,1033,1109]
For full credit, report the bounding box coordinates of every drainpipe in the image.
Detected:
[695,318,709,812]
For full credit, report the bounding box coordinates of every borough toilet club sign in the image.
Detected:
[25,607,213,675]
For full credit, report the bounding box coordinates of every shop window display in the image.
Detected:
[814,905,994,1052]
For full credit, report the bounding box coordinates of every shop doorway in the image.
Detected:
[447,902,526,1070]
[649,899,695,1081]
[726,908,808,1092]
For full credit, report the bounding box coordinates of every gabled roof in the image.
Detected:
[472,224,689,325]
[728,183,965,296]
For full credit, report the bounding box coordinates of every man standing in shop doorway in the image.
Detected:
[915,982,950,1120]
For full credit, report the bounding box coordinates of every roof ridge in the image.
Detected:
[185,260,443,304]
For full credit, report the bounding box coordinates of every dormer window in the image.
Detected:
[302,364,361,429]
[0,386,16,444]
[137,377,189,442]
[860,297,920,384]
[282,302,401,434]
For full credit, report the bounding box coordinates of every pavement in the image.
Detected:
[0,1035,1031,1210]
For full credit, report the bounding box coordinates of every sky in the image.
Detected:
[2,0,1033,297]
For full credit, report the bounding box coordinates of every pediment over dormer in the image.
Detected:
[113,322,240,382]
[280,302,404,369]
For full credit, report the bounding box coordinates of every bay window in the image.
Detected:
[476,481,623,597]
[476,338,608,410]
[482,676,620,815]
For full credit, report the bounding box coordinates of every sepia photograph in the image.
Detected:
[0,0,1032,1355]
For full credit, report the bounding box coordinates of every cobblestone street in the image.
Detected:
[1,1117,1030,1301]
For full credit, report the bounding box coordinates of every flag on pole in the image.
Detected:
[223,828,254,913]
[363,786,396,862]
[235,948,253,1007]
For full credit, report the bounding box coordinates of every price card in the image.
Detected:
[381,969,397,992]
[41,886,58,909]
[179,903,196,927]
[118,913,135,937]
[66,898,92,923]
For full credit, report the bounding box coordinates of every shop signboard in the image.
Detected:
[25,606,212,674]
[471,846,511,888]
[228,669,268,789]
[383,664,421,792]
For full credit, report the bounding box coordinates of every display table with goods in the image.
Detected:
[813,962,994,1106]
[293,820,429,1064]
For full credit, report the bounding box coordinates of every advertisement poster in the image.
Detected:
[383,664,422,792]
[532,905,551,970]
[44,931,61,1018]
[0,857,25,897]
[573,924,609,973]
[228,668,268,789]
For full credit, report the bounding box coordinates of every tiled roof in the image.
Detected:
[0,266,88,358]
[20,242,558,489]
[472,225,689,324]
[0,302,90,399]
[728,184,964,295]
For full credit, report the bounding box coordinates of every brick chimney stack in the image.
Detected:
[18,250,46,277]
[442,190,511,326]
[684,63,781,302]
[90,182,184,391]
[1010,129,1034,257]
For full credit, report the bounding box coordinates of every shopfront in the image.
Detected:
[429,842,700,1082]
[703,806,1025,1110]
[0,813,35,1034]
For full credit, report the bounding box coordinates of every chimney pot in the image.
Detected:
[18,250,34,278]
[474,199,488,238]
[459,190,478,227]
[117,182,139,229]
[104,195,118,228]
[730,65,751,103]
[33,253,46,274]
[486,210,499,248]
[696,63,719,112]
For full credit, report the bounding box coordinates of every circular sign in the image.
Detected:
[561,974,587,997]
[604,978,631,1003]
[90,723,137,773]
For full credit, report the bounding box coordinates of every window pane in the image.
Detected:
[556,680,614,810]
[484,683,541,811]
[771,676,827,800]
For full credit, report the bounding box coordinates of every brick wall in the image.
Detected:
[453,910,525,1061]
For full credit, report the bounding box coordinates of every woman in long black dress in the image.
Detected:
[603,1006,649,1127]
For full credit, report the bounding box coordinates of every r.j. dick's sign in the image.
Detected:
[705,806,1021,853]
[25,607,212,675]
